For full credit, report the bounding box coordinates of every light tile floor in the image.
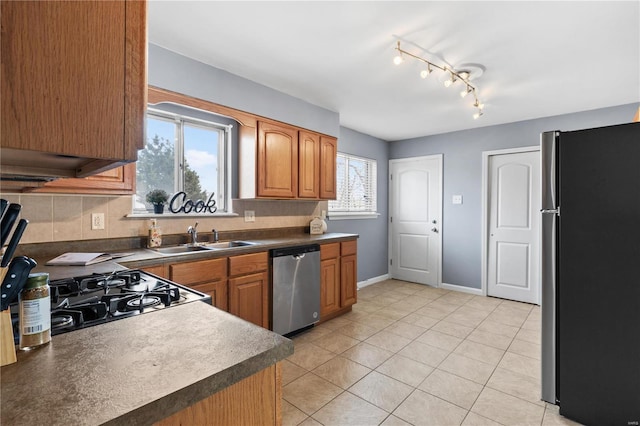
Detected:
[282,279,582,426]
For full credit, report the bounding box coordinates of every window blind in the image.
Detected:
[329,153,377,214]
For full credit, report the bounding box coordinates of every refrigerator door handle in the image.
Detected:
[541,131,559,210]
[541,207,560,216]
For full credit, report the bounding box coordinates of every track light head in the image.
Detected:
[444,75,456,87]
[420,67,432,79]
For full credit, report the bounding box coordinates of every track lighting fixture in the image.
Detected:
[392,41,484,119]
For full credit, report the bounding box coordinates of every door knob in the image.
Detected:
[431,227,438,233]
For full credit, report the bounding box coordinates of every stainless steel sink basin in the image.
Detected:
[152,245,213,255]
[203,241,256,249]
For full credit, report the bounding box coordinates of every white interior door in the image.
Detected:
[487,150,540,304]
[389,156,442,286]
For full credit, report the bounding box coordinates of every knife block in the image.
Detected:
[0,267,17,366]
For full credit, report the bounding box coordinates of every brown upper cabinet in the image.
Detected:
[299,132,338,200]
[319,136,338,200]
[0,0,147,186]
[298,131,320,198]
[254,122,337,200]
[257,122,299,198]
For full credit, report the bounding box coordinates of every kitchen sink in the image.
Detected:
[152,245,214,255]
[203,241,256,249]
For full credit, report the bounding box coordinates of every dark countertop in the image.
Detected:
[31,232,359,280]
[1,232,356,424]
[0,301,293,426]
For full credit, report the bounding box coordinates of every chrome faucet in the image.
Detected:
[212,229,219,243]
[187,222,198,245]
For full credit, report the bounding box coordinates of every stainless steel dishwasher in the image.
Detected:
[270,244,320,336]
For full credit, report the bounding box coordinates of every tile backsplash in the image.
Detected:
[1,193,326,244]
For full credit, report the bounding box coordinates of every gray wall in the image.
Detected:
[327,127,390,283]
[148,43,637,289]
[149,44,340,137]
[390,103,638,289]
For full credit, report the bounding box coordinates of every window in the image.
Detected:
[329,153,378,218]
[135,108,231,214]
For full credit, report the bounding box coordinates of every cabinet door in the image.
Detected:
[319,136,338,200]
[340,254,357,307]
[1,0,145,162]
[140,264,168,279]
[320,258,340,317]
[257,121,298,198]
[191,280,228,312]
[229,272,269,328]
[298,131,320,198]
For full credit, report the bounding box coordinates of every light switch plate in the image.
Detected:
[452,195,463,205]
[244,210,255,222]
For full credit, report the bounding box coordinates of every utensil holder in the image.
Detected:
[0,267,17,366]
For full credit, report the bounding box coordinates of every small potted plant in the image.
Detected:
[146,189,169,214]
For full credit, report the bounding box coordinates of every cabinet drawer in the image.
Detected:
[321,243,340,260]
[229,252,268,277]
[170,258,227,285]
[341,240,357,256]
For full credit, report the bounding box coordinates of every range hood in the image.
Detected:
[0,148,130,191]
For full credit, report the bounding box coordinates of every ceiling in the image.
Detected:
[147,1,640,141]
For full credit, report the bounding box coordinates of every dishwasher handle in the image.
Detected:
[270,244,320,258]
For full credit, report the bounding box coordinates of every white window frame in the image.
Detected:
[329,152,379,220]
[132,108,233,216]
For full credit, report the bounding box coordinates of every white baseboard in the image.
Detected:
[440,282,483,296]
[358,274,390,289]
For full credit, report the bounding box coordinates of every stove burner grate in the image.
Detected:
[126,295,161,310]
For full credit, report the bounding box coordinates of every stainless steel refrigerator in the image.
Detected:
[541,122,640,425]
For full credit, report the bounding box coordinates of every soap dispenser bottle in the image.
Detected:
[148,219,162,248]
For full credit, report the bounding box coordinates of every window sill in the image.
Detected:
[126,212,239,219]
[328,212,380,220]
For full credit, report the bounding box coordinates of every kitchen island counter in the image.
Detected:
[0,301,293,425]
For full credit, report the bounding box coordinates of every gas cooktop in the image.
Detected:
[11,269,211,340]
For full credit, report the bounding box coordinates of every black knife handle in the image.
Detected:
[1,218,28,268]
[0,203,21,246]
[0,256,37,310]
[0,199,7,223]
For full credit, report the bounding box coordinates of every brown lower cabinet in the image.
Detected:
[141,240,356,329]
[169,258,228,311]
[228,251,269,328]
[320,240,357,320]
[155,362,282,426]
[142,251,269,328]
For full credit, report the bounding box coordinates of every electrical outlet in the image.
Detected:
[91,213,105,230]
[244,210,255,222]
